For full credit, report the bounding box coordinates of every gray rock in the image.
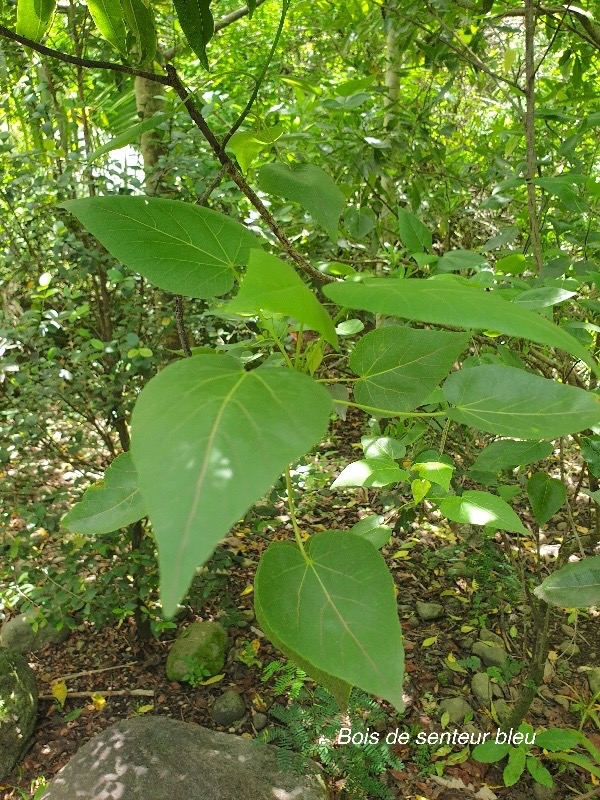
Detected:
[0,613,70,654]
[439,697,472,724]
[472,641,508,668]
[166,621,227,682]
[493,699,512,725]
[40,716,327,800]
[0,649,38,780]
[533,782,556,800]
[587,667,600,696]
[479,628,504,648]
[252,713,268,732]
[211,690,246,726]
[416,601,444,621]
[471,673,493,706]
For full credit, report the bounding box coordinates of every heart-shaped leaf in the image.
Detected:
[130,355,332,616]
[254,531,404,710]
[350,326,468,413]
[62,452,146,535]
[61,197,259,298]
[472,440,553,472]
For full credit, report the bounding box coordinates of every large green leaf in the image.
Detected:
[16,0,56,40]
[350,326,468,412]
[62,453,146,535]
[130,355,332,616]
[533,556,600,608]
[254,531,404,711]
[444,366,600,439]
[86,0,128,55]
[472,440,553,472]
[61,197,258,298]
[323,278,598,374]
[527,472,566,526]
[173,0,214,70]
[439,490,527,533]
[119,0,156,64]
[258,163,345,242]
[226,250,338,346]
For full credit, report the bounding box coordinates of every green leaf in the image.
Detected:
[514,287,576,309]
[526,756,553,788]
[344,208,377,239]
[439,490,527,534]
[62,453,146,535]
[533,556,600,608]
[472,440,553,472]
[332,459,409,488]
[504,746,526,787]
[61,197,258,299]
[247,0,256,17]
[411,478,431,503]
[349,515,392,549]
[527,472,566,526]
[174,0,214,70]
[361,435,405,460]
[85,0,128,55]
[254,587,351,708]
[254,531,404,711]
[412,459,454,490]
[473,739,510,763]
[130,355,332,616]
[323,278,598,374]
[226,250,338,346]
[581,436,600,478]
[119,0,156,65]
[397,209,432,253]
[16,0,56,40]
[226,127,282,172]
[536,728,582,751]
[349,326,469,413]
[437,250,487,272]
[258,163,345,242]
[495,254,527,274]
[444,366,600,439]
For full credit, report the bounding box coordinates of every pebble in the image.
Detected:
[472,641,509,668]
[210,690,246,727]
[415,601,444,621]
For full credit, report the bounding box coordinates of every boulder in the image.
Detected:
[0,648,38,780]
[166,621,227,682]
[40,716,327,800]
[0,613,70,654]
[479,628,504,648]
[439,697,472,724]
[471,672,493,706]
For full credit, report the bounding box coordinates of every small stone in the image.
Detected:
[166,621,227,682]
[493,699,511,725]
[211,690,246,726]
[558,640,580,657]
[530,699,545,715]
[533,781,556,800]
[0,613,71,654]
[437,670,454,687]
[252,713,268,732]
[587,667,600,696]
[406,615,420,628]
[472,641,508,668]
[439,697,472,724]
[479,628,504,648]
[561,624,576,637]
[556,521,568,531]
[471,673,493,706]
[415,601,444,621]
[397,604,412,615]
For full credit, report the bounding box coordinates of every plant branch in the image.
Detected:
[164,64,334,285]
[524,0,544,273]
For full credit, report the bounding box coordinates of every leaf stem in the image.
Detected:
[285,465,308,559]
[336,400,447,418]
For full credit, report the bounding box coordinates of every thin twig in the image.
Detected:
[40,688,154,699]
[524,0,544,273]
[175,295,192,357]
[47,663,138,682]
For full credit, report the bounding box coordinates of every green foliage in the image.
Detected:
[173,0,214,70]
[264,687,403,800]
[534,556,600,608]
